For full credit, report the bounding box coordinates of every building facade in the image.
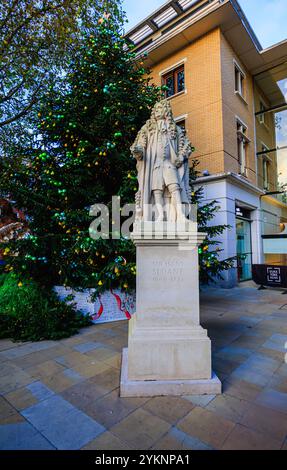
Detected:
[126,0,287,287]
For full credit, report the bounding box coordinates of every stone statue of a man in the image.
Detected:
[131,99,193,222]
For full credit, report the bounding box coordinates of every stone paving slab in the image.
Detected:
[177,406,235,449]
[240,402,287,442]
[82,431,132,450]
[1,284,287,450]
[255,388,287,415]
[110,408,171,450]
[152,427,213,450]
[22,395,105,450]
[183,394,216,407]
[262,334,287,353]
[143,396,195,425]
[0,422,55,450]
[0,341,57,360]
[221,423,282,450]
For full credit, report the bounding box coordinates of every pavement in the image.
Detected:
[0,282,287,450]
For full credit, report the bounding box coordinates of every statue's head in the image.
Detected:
[151,99,173,122]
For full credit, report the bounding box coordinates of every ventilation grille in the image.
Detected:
[129,24,154,44]
[178,0,199,11]
[154,6,178,28]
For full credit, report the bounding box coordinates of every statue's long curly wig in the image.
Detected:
[147,99,177,140]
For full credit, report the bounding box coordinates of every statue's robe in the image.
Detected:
[132,121,190,221]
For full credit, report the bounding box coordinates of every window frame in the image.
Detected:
[162,65,185,99]
[236,118,249,176]
[234,60,246,99]
[261,143,271,191]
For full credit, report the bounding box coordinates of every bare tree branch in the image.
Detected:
[0,84,41,127]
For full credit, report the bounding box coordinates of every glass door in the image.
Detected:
[236,218,252,281]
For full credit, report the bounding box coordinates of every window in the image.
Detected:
[176,119,186,130]
[237,120,249,175]
[234,63,245,97]
[259,101,266,124]
[262,144,270,190]
[162,65,185,98]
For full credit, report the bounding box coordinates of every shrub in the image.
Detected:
[0,273,91,341]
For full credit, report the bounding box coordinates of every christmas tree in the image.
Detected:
[0,6,162,294]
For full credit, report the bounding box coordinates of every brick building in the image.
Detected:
[126,0,287,287]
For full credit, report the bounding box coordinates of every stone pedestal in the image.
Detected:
[120,222,221,397]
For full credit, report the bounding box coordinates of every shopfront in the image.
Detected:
[236,206,253,281]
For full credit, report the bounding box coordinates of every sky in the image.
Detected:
[123,0,287,49]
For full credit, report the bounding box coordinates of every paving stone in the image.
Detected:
[240,403,287,442]
[43,345,72,359]
[110,408,170,450]
[55,351,91,368]
[230,354,280,386]
[0,361,22,377]
[5,387,38,411]
[143,396,194,425]
[41,370,83,393]
[89,366,120,392]
[22,395,105,450]
[100,329,118,338]
[177,406,235,449]
[62,368,84,381]
[0,340,22,352]
[86,347,118,362]
[239,316,263,326]
[81,389,141,428]
[267,376,287,393]
[222,424,282,450]
[257,347,285,361]
[206,394,249,423]
[255,388,287,414]
[59,336,87,346]
[229,334,265,350]
[61,379,109,409]
[0,411,26,425]
[215,346,253,363]
[0,396,19,421]
[183,394,216,407]
[262,334,287,353]
[82,431,131,450]
[212,357,239,376]
[73,342,105,353]
[102,352,122,369]
[152,427,213,451]
[27,381,54,401]
[72,360,112,378]
[277,363,287,378]
[26,360,65,379]
[0,341,57,360]
[223,377,262,402]
[0,422,55,450]
[0,369,34,394]
[9,351,58,370]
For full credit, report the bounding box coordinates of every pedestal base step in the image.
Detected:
[120,348,222,397]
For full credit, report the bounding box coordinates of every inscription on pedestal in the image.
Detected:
[152,257,184,283]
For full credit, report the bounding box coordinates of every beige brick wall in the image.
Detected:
[149,28,224,175]
[220,32,257,185]
[147,27,276,187]
[254,85,277,191]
